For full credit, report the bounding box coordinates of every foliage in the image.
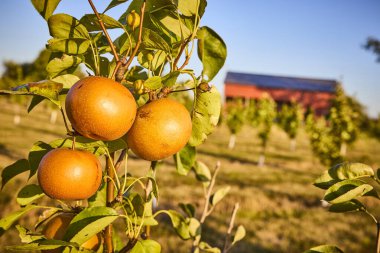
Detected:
[328,85,359,149]
[306,113,342,167]
[256,94,277,150]
[364,37,380,62]
[0,0,244,253]
[307,161,380,253]
[278,100,303,140]
[225,99,245,135]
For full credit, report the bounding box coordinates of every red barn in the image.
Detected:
[224,71,338,115]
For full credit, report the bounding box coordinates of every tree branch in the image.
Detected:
[115,0,146,82]
[88,0,119,64]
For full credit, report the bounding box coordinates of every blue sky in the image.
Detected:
[0,0,379,116]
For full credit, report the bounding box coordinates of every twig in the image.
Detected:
[105,153,115,253]
[115,0,146,82]
[222,203,240,253]
[60,107,71,134]
[115,149,128,171]
[200,162,221,223]
[88,0,119,63]
[119,238,138,253]
[173,39,190,70]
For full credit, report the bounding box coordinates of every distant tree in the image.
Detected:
[245,99,257,127]
[225,99,245,149]
[307,114,342,167]
[278,100,303,151]
[256,94,276,167]
[369,114,380,140]
[364,37,380,62]
[328,85,359,156]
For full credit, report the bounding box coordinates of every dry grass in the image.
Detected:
[0,98,379,253]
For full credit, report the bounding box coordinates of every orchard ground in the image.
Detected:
[0,98,379,253]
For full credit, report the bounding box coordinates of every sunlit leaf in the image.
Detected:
[46,54,83,78]
[189,86,221,146]
[328,199,365,213]
[315,162,375,190]
[210,186,230,206]
[104,0,130,13]
[130,239,161,253]
[174,144,196,176]
[16,225,45,243]
[324,179,378,204]
[193,161,211,184]
[304,245,344,253]
[48,14,90,39]
[177,0,207,17]
[31,0,61,20]
[80,14,124,32]
[144,76,162,90]
[0,205,39,236]
[64,206,118,245]
[47,38,91,55]
[197,26,226,81]
[17,184,45,206]
[232,225,246,246]
[165,210,191,240]
[1,159,30,190]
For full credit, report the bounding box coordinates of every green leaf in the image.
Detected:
[304,245,344,253]
[28,141,53,179]
[0,80,63,108]
[0,205,39,236]
[232,225,246,246]
[141,28,171,52]
[28,96,45,113]
[174,144,196,176]
[324,179,378,204]
[49,137,127,156]
[328,199,365,213]
[198,241,221,253]
[80,14,124,32]
[47,38,91,55]
[193,161,211,183]
[17,184,45,206]
[1,159,30,189]
[189,86,221,146]
[210,186,230,206]
[114,33,136,55]
[150,9,191,42]
[138,50,167,71]
[179,203,195,218]
[165,210,191,240]
[88,182,106,208]
[48,14,90,39]
[64,206,119,245]
[197,26,226,81]
[314,162,375,190]
[104,0,130,13]
[144,76,162,90]
[131,239,161,253]
[188,218,201,237]
[51,74,80,90]
[162,71,180,88]
[177,0,207,17]
[31,0,61,20]
[6,240,77,251]
[16,225,45,243]
[46,54,83,78]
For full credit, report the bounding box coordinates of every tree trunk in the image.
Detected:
[340,142,347,156]
[228,134,236,149]
[50,110,58,124]
[258,154,265,167]
[290,138,296,151]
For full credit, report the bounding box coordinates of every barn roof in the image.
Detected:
[225,71,337,93]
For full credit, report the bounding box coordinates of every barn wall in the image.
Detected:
[225,83,335,115]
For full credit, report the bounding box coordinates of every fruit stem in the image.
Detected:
[88,0,119,64]
[115,0,146,82]
[105,153,115,253]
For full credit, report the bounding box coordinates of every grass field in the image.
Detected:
[0,98,379,253]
